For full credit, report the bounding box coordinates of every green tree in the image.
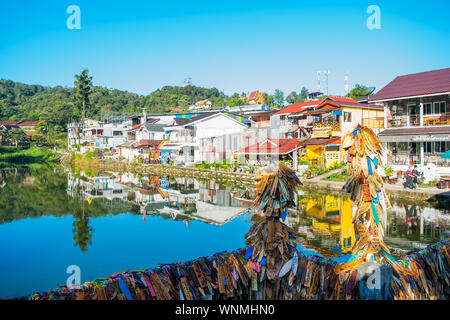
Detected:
[228,93,246,107]
[5,128,27,147]
[36,120,49,134]
[32,133,48,147]
[262,92,274,107]
[272,89,285,107]
[347,84,373,99]
[286,91,298,104]
[299,87,309,100]
[74,69,93,137]
[72,201,93,252]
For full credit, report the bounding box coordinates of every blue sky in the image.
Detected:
[0,0,449,97]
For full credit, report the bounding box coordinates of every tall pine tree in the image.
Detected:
[74,69,93,137]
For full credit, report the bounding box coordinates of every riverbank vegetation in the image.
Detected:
[306,161,346,178]
[322,170,350,182]
[0,146,59,168]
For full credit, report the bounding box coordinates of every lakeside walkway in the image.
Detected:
[302,169,450,201]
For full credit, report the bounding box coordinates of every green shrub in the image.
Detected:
[384,165,394,177]
[84,152,94,160]
[323,171,349,181]
[330,161,346,170]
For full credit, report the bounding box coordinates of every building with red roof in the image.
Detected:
[270,96,385,169]
[271,96,383,140]
[234,138,303,167]
[247,90,265,105]
[0,120,40,141]
[368,68,450,173]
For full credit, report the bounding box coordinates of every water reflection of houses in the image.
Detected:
[198,180,246,207]
[290,194,448,255]
[67,174,128,201]
[384,204,449,248]
[292,195,356,254]
[67,172,247,226]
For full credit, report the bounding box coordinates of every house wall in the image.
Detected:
[136,129,166,142]
[192,115,249,163]
[340,107,384,135]
[194,115,247,140]
[199,128,270,163]
[270,114,282,139]
[306,145,324,167]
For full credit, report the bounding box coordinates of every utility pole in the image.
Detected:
[345,71,349,96]
[317,71,321,94]
[323,70,330,96]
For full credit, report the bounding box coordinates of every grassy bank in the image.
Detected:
[322,170,349,182]
[0,146,60,168]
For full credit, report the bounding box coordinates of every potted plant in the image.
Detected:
[383,166,395,183]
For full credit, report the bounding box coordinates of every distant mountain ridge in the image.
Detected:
[0,79,229,125]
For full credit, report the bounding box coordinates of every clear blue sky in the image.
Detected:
[0,0,449,97]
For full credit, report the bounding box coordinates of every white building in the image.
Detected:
[163,112,249,165]
[136,123,167,141]
[68,118,132,151]
[369,68,450,177]
[189,99,212,111]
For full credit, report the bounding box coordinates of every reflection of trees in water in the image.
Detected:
[0,167,73,223]
[72,200,93,252]
[0,168,135,224]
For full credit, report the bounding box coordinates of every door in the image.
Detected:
[407,105,418,126]
[409,142,419,164]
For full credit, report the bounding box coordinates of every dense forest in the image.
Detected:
[0,77,282,147]
[0,79,250,126]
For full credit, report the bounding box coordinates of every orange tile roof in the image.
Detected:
[194,99,209,106]
[274,100,322,115]
[247,90,264,103]
[274,97,358,115]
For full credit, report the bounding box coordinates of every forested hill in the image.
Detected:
[0,79,229,128]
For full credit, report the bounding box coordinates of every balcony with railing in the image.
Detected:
[362,117,384,130]
[311,120,340,138]
[279,119,298,133]
[423,113,450,126]
[389,152,420,165]
[386,113,450,128]
[386,115,420,128]
[298,118,313,127]
[170,134,195,143]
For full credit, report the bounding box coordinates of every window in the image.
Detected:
[433,102,446,114]
[435,141,446,153]
[343,111,352,122]
[423,103,432,115]
[424,142,432,154]
[390,142,398,154]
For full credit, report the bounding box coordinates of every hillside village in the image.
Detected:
[2,68,449,184]
[63,68,450,184]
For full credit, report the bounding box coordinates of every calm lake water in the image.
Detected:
[0,167,448,298]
